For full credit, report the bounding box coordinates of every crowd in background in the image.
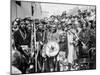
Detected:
[12,8,96,38]
[11,8,96,74]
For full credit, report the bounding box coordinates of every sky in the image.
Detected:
[40,3,95,17]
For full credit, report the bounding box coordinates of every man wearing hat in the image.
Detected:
[58,31,69,71]
[43,23,60,72]
[36,20,47,72]
[13,19,31,73]
[46,24,60,43]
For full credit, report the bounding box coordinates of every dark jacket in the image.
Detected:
[13,30,31,55]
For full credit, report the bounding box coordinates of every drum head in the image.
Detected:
[45,41,59,57]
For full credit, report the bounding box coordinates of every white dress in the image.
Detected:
[67,30,75,64]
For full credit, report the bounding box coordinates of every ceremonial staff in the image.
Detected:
[32,2,38,72]
[30,19,37,72]
[31,21,34,59]
[33,19,38,72]
[30,2,38,72]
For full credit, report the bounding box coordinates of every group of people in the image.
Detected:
[11,8,96,74]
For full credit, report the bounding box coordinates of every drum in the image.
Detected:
[42,41,59,57]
